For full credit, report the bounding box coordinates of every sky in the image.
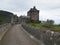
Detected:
[0,0,60,24]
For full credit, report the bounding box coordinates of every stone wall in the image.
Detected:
[21,23,60,45]
[0,23,12,40]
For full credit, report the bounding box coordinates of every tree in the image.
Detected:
[46,19,54,25]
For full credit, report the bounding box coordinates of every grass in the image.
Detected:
[50,25,60,32]
[27,22,60,32]
[27,23,43,27]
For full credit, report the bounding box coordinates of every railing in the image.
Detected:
[0,23,12,40]
[21,23,60,45]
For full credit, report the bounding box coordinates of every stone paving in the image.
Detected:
[1,24,39,45]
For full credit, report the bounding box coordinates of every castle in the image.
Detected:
[27,6,39,22]
[19,6,39,23]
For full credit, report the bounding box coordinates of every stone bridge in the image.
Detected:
[0,23,60,45]
[0,23,41,45]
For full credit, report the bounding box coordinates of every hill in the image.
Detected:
[0,10,18,24]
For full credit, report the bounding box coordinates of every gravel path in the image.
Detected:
[1,24,39,45]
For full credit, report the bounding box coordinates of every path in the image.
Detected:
[1,24,39,45]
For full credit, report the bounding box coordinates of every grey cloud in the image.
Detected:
[0,0,60,24]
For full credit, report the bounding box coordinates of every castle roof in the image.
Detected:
[28,6,39,13]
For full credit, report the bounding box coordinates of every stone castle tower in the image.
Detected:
[27,6,39,22]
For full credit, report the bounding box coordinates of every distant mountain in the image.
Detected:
[0,10,18,24]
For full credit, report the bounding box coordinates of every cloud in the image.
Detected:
[13,11,27,16]
[0,0,60,24]
[40,8,60,24]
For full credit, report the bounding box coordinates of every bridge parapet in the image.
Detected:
[0,23,12,40]
[21,23,60,45]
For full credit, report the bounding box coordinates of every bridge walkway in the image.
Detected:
[1,24,39,45]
